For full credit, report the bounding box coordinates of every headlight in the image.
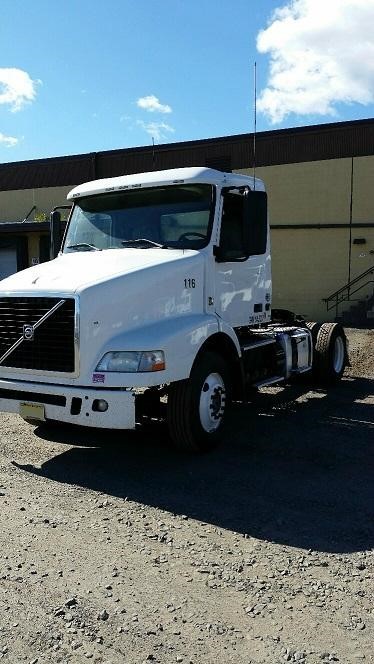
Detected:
[96,350,165,373]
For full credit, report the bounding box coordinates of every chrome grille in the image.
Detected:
[0,297,75,372]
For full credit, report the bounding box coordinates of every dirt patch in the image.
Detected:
[344,328,374,379]
[0,329,373,663]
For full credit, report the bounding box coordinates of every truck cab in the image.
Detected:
[0,167,347,451]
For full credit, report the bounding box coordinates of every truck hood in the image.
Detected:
[0,248,198,294]
[0,246,207,386]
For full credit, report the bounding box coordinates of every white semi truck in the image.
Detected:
[0,167,347,451]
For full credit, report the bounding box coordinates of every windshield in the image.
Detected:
[63,184,214,253]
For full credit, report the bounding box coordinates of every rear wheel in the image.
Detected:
[167,351,231,452]
[305,321,321,344]
[313,322,347,383]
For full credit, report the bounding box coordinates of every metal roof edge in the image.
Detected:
[1,118,373,169]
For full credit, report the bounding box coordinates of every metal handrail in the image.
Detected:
[325,280,374,311]
[323,265,374,314]
[324,265,374,302]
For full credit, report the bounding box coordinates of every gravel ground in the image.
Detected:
[0,328,373,664]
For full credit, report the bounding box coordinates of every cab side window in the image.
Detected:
[218,189,268,261]
[219,193,247,260]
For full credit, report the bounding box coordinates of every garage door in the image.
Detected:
[0,248,17,280]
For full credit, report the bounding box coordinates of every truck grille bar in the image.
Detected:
[0,297,76,373]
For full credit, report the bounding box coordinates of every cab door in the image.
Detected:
[214,187,271,327]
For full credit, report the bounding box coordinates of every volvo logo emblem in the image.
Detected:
[23,324,35,341]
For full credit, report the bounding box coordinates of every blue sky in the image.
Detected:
[0,0,373,163]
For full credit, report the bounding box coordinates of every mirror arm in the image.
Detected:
[213,245,225,262]
[50,210,61,259]
[243,188,251,253]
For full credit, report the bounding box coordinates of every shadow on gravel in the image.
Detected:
[13,375,374,554]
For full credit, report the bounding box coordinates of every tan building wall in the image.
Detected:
[237,156,374,322]
[250,158,352,225]
[270,227,374,321]
[352,156,374,222]
[0,185,71,222]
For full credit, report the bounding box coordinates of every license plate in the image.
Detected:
[20,402,45,422]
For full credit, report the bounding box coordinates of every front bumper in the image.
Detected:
[0,379,135,429]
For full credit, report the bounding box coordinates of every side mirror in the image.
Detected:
[244,190,268,256]
[50,210,62,259]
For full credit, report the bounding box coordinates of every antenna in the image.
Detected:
[152,136,156,171]
[22,205,36,223]
[253,61,257,191]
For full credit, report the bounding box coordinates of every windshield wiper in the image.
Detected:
[121,238,167,249]
[67,243,101,251]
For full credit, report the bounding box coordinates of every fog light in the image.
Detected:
[92,399,108,412]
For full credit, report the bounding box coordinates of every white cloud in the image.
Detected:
[137,120,175,141]
[136,95,172,114]
[0,132,18,147]
[0,68,39,112]
[256,0,374,123]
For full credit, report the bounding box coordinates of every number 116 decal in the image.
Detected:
[184,278,196,289]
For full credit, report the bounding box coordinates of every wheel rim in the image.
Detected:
[333,336,345,373]
[199,372,226,433]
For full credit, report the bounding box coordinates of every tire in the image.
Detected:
[313,322,347,384]
[305,321,321,345]
[167,351,231,452]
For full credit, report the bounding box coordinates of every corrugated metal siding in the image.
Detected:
[255,122,374,165]
[0,155,95,191]
[0,119,373,192]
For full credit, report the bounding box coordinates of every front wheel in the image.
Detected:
[313,322,348,384]
[167,351,231,452]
